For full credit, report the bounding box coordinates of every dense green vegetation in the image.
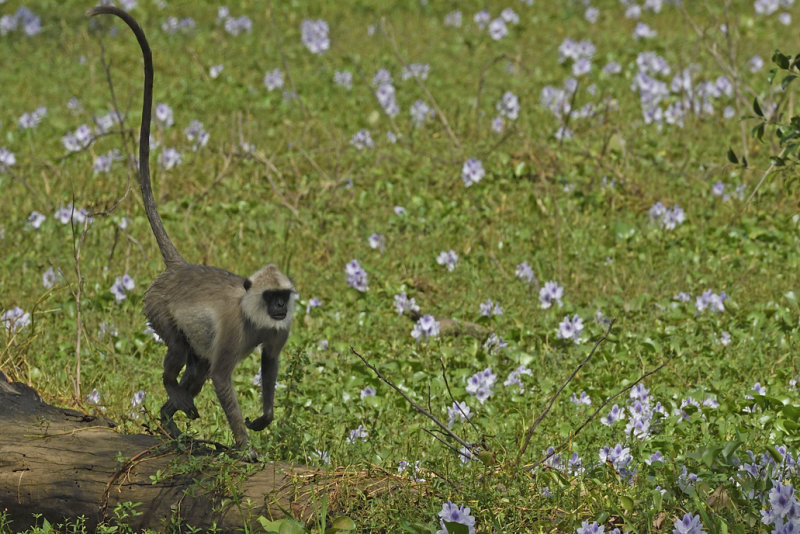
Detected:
[1,1,800,532]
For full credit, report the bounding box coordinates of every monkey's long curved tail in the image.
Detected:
[88,6,184,267]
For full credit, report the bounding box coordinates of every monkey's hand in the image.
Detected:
[245,411,273,431]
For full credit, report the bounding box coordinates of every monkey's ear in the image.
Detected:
[243,279,252,291]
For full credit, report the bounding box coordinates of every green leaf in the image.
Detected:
[726,148,738,164]
[781,74,797,90]
[329,516,357,532]
[773,49,791,70]
[753,97,764,117]
[442,522,470,534]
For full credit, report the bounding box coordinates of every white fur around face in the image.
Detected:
[241,289,294,331]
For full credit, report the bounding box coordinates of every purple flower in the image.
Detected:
[350,129,374,150]
[601,404,626,426]
[755,0,780,15]
[466,367,497,404]
[345,260,368,292]
[482,333,507,354]
[539,281,564,308]
[110,275,132,302]
[18,106,46,130]
[603,61,622,75]
[479,299,502,317]
[585,6,599,23]
[695,289,726,313]
[346,424,368,443]
[154,103,174,128]
[496,91,520,120]
[209,64,223,79]
[27,211,46,229]
[411,314,440,341]
[131,390,146,408]
[748,55,764,72]
[161,17,195,34]
[160,147,182,170]
[500,8,519,25]
[515,262,536,284]
[447,401,472,428]
[437,500,476,534]
[334,70,353,90]
[301,19,330,54]
[575,521,604,534]
[42,267,62,289]
[488,18,508,40]
[393,292,420,314]
[2,306,31,332]
[672,513,706,534]
[185,120,209,151]
[368,233,385,251]
[571,391,592,406]
[436,250,459,271]
[86,388,102,406]
[62,125,92,152]
[360,386,376,400]
[374,82,399,117]
[633,22,657,39]
[264,68,284,91]
[473,10,490,30]
[461,158,485,187]
[444,11,462,28]
[393,206,406,216]
[224,15,252,36]
[557,314,584,343]
[401,63,430,81]
[491,116,504,133]
[504,365,532,393]
[0,147,16,171]
[410,99,434,126]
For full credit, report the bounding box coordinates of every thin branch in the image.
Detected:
[527,356,674,472]
[439,358,481,437]
[350,346,473,452]
[516,318,616,462]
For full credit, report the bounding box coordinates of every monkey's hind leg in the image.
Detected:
[160,350,210,438]
[160,337,199,418]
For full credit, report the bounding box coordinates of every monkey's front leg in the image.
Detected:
[211,358,258,462]
[246,341,283,431]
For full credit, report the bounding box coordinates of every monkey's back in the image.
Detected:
[144,263,248,359]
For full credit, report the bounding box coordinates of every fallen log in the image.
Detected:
[0,372,401,532]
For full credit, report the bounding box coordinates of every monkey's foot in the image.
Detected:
[239,447,259,463]
[165,386,200,419]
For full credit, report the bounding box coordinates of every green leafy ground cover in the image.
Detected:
[1,1,800,532]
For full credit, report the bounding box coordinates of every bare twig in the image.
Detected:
[350,346,473,452]
[516,318,616,462]
[527,355,674,472]
[69,213,91,401]
[439,358,481,437]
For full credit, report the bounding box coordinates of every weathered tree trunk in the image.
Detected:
[0,372,364,532]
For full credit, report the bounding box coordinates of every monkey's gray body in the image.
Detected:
[88,6,294,460]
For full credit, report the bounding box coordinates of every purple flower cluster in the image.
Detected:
[346,424,368,443]
[350,129,374,150]
[437,501,476,534]
[345,260,368,292]
[217,7,252,36]
[559,38,596,77]
[410,99,434,127]
[557,314,584,344]
[1,306,30,332]
[482,333,507,354]
[301,19,330,54]
[599,443,634,481]
[648,202,685,230]
[333,70,353,90]
[496,91,520,120]
[479,299,502,317]
[373,69,399,117]
[393,292,420,314]
[62,125,92,152]
[0,7,42,37]
[436,250,459,271]
[54,204,91,226]
[466,367,497,404]
[695,289,726,313]
[0,147,16,172]
[571,391,592,405]
[539,280,564,308]
[515,262,536,284]
[411,314,440,341]
[185,120,209,151]
[503,364,532,393]
[110,274,135,303]
[42,267,63,289]
[447,401,472,428]
[93,149,122,174]
[27,211,46,229]
[672,513,706,534]
[402,63,430,81]
[161,16,195,35]
[264,68,284,91]
[444,11,462,28]
[575,521,621,534]
[461,158,485,187]
[18,106,47,130]
[160,147,182,170]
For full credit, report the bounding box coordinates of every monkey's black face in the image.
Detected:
[263,290,292,320]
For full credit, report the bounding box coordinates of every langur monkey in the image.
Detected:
[88,7,294,461]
